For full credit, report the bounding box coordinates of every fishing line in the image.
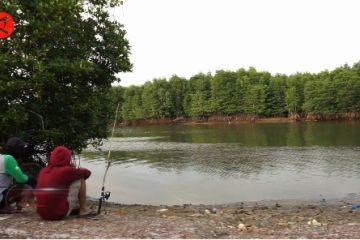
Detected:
[97,102,120,214]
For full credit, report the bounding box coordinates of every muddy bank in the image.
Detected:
[119,115,288,126]
[305,112,360,121]
[2,195,360,238]
[119,113,360,126]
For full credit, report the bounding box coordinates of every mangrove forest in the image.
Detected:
[110,62,360,122]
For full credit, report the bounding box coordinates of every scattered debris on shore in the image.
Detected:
[2,197,360,238]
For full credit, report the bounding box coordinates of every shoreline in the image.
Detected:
[93,192,360,212]
[2,194,360,238]
[118,115,360,127]
[88,193,360,208]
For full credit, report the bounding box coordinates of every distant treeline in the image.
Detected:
[109,62,360,121]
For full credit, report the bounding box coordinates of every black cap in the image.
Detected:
[3,137,26,160]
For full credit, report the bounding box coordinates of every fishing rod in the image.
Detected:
[97,102,120,214]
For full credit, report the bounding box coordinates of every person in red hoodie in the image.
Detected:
[36,146,92,220]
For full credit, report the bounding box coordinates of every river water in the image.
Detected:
[80,122,360,205]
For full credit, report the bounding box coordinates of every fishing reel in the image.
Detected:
[102,191,111,200]
[97,189,111,214]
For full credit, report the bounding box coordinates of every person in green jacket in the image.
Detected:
[0,137,36,213]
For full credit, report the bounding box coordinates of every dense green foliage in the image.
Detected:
[0,0,131,152]
[111,62,360,120]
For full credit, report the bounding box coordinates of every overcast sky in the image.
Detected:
[112,0,360,87]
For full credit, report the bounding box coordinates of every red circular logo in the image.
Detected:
[0,12,15,39]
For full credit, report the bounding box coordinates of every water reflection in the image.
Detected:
[83,146,360,178]
[110,122,360,146]
[81,122,360,205]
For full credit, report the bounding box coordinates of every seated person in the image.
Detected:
[36,146,92,220]
[0,137,37,213]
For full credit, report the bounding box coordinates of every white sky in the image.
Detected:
[111,0,360,87]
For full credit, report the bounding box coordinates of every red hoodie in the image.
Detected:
[36,146,91,220]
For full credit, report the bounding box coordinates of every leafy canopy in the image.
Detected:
[0,0,132,153]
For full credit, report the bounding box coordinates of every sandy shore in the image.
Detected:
[1,195,360,238]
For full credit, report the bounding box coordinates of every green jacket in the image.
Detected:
[0,154,28,202]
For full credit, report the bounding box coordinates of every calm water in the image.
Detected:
[81,122,360,205]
